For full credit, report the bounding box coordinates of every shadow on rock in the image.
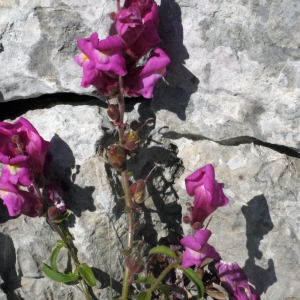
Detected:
[152,0,199,120]
[47,134,96,218]
[0,233,23,300]
[91,268,123,295]
[241,195,277,296]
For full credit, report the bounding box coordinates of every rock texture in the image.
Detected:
[153,0,300,152]
[1,0,299,148]
[0,0,116,100]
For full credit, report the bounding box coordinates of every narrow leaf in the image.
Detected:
[148,246,177,259]
[78,263,96,287]
[50,244,63,272]
[134,276,156,284]
[137,292,151,300]
[156,285,170,299]
[181,267,204,298]
[42,263,80,283]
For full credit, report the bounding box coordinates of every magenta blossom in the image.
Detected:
[123,47,170,98]
[116,0,160,58]
[180,229,220,268]
[80,68,119,96]
[0,117,50,179]
[115,7,144,46]
[215,261,259,300]
[1,156,33,186]
[185,164,229,227]
[0,180,41,217]
[47,183,66,212]
[75,33,127,76]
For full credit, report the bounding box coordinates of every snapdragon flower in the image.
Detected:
[180,229,220,268]
[215,261,259,300]
[185,164,229,227]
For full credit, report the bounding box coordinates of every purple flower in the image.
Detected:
[115,7,144,46]
[0,117,50,180]
[215,261,259,300]
[180,229,220,268]
[0,180,41,217]
[75,33,127,77]
[185,164,229,227]
[80,68,119,96]
[1,156,33,186]
[123,47,170,98]
[116,0,160,58]
[47,183,66,212]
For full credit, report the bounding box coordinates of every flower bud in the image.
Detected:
[183,215,191,224]
[125,251,144,274]
[129,180,146,204]
[107,104,120,122]
[48,206,60,220]
[107,145,126,170]
[123,131,140,150]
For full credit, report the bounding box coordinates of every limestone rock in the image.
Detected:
[0,0,116,101]
[153,0,300,151]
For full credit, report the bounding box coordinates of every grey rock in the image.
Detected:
[0,0,116,100]
[153,0,300,151]
[1,0,300,152]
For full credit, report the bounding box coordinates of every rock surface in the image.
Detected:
[153,0,300,151]
[1,0,300,152]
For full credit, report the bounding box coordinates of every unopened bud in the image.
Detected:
[129,180,146,204]
[192,222,202,230]
[123,131,140,150]
[48,206,60,220]
[109,12,117,20]
[125,251,144,274]
[107,145,126,170]
[183,215,191,224]
[107,104,120,122]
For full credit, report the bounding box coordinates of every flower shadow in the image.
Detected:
[47,134,96,218]
[0,233,23,300]
[241,194,277,296]
[152,0,199,121]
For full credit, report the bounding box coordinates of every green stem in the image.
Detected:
[32,183,91,300]
[118,77,125,141]
[147,256,183,296]
[49,220,92,300]
[117,77,135,300]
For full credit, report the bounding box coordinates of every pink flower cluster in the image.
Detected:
[180,164,229,268]
[75,0,170,98]
[0,118,65,217]
[180,165,259,299]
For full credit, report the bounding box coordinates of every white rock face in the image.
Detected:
[153,0,300,151]
[0,0,116,100]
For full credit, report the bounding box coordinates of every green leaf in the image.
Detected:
[134,276,156,284]
[181,267,204,298]
[50,244,63,272]
[42,263,80,283]
[53,211,70,223]
[137,292,151,300]
[78,263,96,287]
[148,245,177,259]
[156,285,170,299]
